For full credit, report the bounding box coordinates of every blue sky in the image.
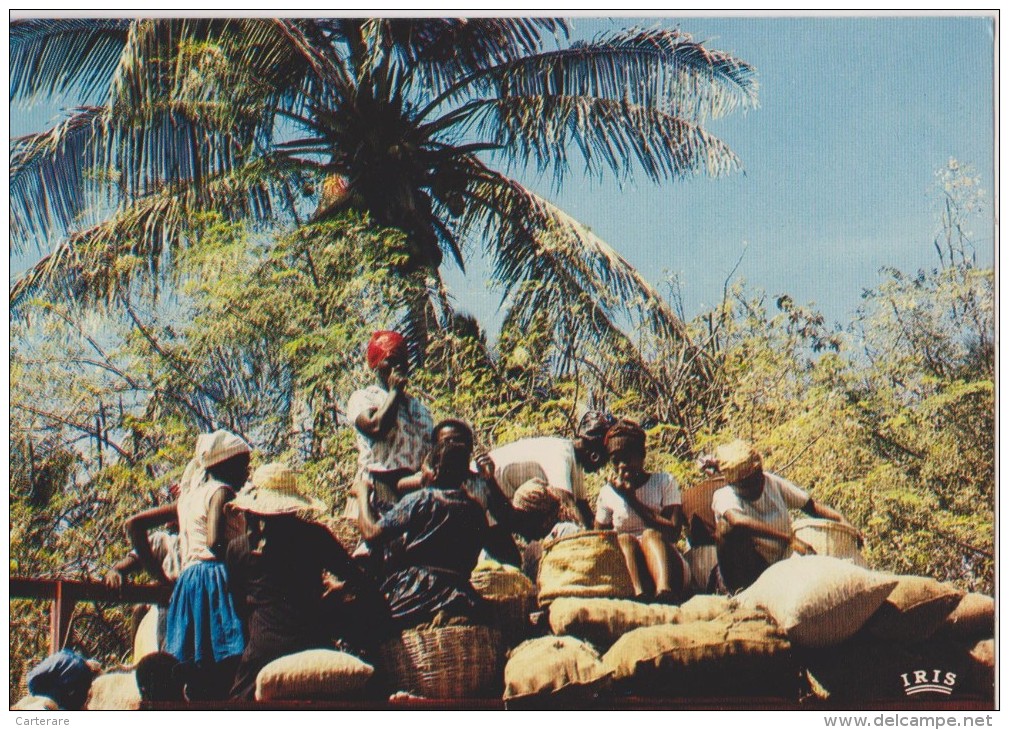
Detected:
[11,15,995,336]
[444,15,995,332]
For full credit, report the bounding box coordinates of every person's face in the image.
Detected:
[375,353,408,383]
[610,447,646,484]
[734,469,765,501]
[434,425,473,452]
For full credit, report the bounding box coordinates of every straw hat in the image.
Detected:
[714,439,763,484]
[231,463,325,516]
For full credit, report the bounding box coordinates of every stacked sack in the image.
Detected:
[504,530,802,706]
[736,555,994,703]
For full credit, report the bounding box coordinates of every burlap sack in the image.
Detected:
[934,593,995,641]
[678,594,736,623]
[966,638,994,698]
[133,606,159,663]
[503,636,611,706]
[86,672,141,710]
[865,576,964,643]
[255,649,374,701]
[537,531,634,606]
[548,597,681,649]
[11,696,59,710]
[470,568,537,645]
[739,555,897,648]
[602,607,796,697]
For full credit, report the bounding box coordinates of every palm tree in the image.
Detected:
[11,18,757,363]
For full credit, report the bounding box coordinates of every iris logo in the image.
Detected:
[900,669,957,696]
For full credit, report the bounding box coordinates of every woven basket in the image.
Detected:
[792,518,867,566]
[471,571,537,645]
[379,625,504,699]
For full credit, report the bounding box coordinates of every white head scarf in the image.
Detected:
[179,429,251,494]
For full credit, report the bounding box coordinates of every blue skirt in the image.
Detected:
[165,561,245,665]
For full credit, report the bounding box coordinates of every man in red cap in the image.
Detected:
[347,331,433,513]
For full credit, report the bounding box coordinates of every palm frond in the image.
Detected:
[10,107,106,251]
[377,19,568,95]
[457,161,687,348]
[10,18,129,103]
[10,158,290,316]
[467,94,743,185]
[426,27,757,124]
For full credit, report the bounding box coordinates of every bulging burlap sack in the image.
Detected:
[865,575,964,643]
[934,593,994,641]
[86,672,141,710]
[11,696,59,710]
[471,567,537,645]
[548,597,681,649]
[133,606,159,663]
[602,607,796,697]
[255,649,374,701]
[738,555,897,648]
[678,594,736,623]
[537,531,634,606]
[966,638,994,698]
[503,635,611,706]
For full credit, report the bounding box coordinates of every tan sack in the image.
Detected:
[548,597,681,649]
[965,638,994,698]
[537,531,634,606]
[11,696,59,710]
[133,606,160,663]
[934,593,995,641]
[256,649,374,701]
[678,594,736,623]
[471,568,537,645]
[865,576,964,643]
[738,555,897,648]
[86,672,141,710]
[503,635,610,705]
[603,607,796,697]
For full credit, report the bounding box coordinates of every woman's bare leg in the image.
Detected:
[617,533,653,598]
[640,529,685,602]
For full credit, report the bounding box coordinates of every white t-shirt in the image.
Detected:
[177,476,245,571]
[488,437,585,501]
[346,385,433,477]
[711,472,810,564]
[595,472,682,538]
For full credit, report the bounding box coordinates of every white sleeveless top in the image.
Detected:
[177,475,245,572]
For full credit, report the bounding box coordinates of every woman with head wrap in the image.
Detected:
[594,420,688,603]
[710,439,858,593]
[347,331,434,512]
[158,429,251,699]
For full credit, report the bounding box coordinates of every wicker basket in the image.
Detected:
[470,570,537,645]
[379,625,504,699]
[792,518,867,567]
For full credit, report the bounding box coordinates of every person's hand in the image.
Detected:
[474,454,495,481]
[104,569,123,590]
[388,367,409,392]
[696,454,720,476]
[790,536,816,555]
[322,572,345,598]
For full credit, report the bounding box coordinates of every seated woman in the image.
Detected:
[355,439,489,630]
[226,463,388,701]
[594,420,688,603]
[710,439,858,593]
[396,419,557,567]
